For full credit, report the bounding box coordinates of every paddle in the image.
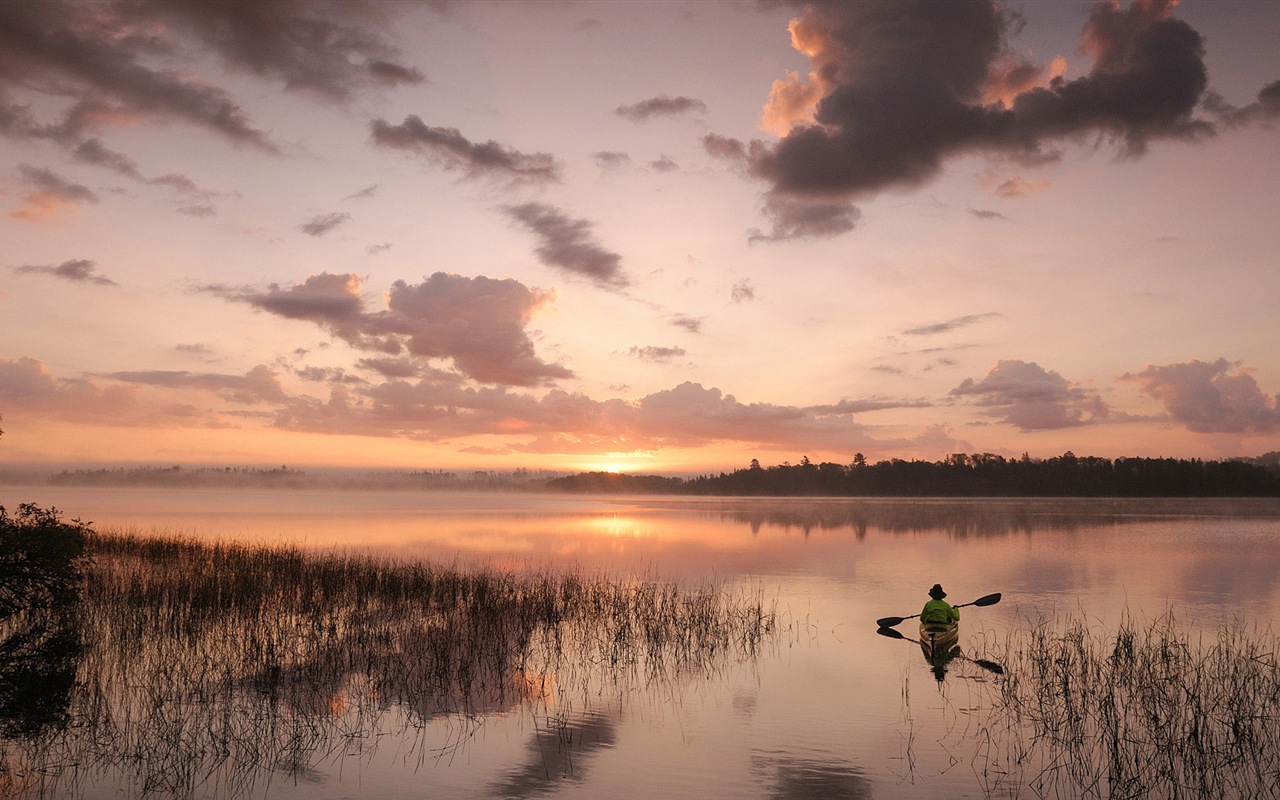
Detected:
[875,592,1002,629]
[875,625,1005,675]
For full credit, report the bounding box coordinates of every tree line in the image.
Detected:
[544,453,1280,497]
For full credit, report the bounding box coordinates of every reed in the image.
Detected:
[970,613,1280,798]
[0,528,778,797]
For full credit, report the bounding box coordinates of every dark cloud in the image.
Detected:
[207,272,572,387]
[748,196,860,243]
[503,202,627,288]
[650,155,679,173]
[1204,80,1280,127]
[11,165,98,221]
[72,138,217,206]
[365,243,392,255]
[1124,358,1280,434]
[299,212,352,237]
[629,346,686,363]
[13,258,116,286]
[903,312,1001,336]
[370,115,561,183]
[730,0,1269,239]
[730,279,756,303]
[116,0,422,100]
[950,359,1110,430]
[702,133,749,163]
[615,94,707,122]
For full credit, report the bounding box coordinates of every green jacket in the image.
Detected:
[921,599,960,624]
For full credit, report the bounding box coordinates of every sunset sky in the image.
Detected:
[2,0,1279,474]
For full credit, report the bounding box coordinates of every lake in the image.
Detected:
[3,485,1280,799]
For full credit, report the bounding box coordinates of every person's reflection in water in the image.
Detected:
[925,644,962,683]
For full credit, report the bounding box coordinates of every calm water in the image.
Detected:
[4,485,1280,799]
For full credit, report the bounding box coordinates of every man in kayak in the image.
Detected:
[921,584,960,624]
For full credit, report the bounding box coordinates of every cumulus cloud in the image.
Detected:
[503,203,627,288]
[903,312,1001,336]
[951,359,1110,430]
[629,346,686,363]
[615,95,707,122]
[1124,358,1280,434]
[299,211,352,237]
[1204,80,1280,127]
[725,0,1276,239]
[207,272,572,387]
[0,356,136,422]
[370,116,561,183]
[13,258,116,286]
[10,165,99,221]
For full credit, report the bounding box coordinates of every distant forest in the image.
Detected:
[544,452,1280,497]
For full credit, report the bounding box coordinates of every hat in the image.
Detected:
[928,584,946,600]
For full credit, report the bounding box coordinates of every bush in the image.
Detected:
[0,503,91,621]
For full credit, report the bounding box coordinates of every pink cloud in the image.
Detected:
[1125,358,1280,434]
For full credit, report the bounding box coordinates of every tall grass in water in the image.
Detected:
[0,529,776,797]
[971,613,1280,799]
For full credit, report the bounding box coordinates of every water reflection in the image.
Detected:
[750,751,872,800]
[490,711,617,799]
[0,613,82,739]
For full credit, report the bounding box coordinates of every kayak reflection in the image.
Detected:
[875,625,1004,679]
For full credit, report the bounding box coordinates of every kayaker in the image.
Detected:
[921,584,960,624]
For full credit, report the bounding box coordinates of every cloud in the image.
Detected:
[343,184,380,201]
[615,95,707,122]
[207,272,573,387]
[950,359,1110,430]
[730,279,756,303]
[629,346,686,363]
[107,365,287,404]
[365,243,392,255]
[968,208,1009,221]
[0,2,278,150]
[299,212,352,237]
[702,133,749,163]
[370,116,561,183]
[1124,358,1280,434]
[1204,80,1280,127]
[591,151,631,171]
[748,195,860,243]
[731,0,1264,239]
[115,0,423,100]
[670,314,703,334]
[503,203,627,288]
[12,258,117,286]
[994,175,1050,198]
[649,155,679,173]
[0,356,136,422]
[10,165,99,221]
[903,312,1001,336]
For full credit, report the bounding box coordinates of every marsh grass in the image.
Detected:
[0,529,777,797]
[966,613,1280,799]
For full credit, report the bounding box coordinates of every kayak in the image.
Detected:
[918,619,959,662]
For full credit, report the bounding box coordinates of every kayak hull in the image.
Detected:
[919,620,959,661]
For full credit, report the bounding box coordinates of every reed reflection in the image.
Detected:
[0,529,775,799]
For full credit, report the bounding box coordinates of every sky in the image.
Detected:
[1,0,1279,475]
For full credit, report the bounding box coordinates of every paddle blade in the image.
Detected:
[971,592,1002,607]
[875,616,905,628]
[876,626,906,640]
